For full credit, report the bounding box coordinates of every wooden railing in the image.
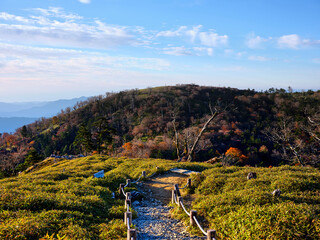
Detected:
[172,180,217,240]
[119,171,146,240]
[118,170,216,240]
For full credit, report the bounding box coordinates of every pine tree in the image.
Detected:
[73,125,93,154]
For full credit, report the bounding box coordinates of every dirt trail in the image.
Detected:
[132,172,204,239]
[144,172,188,202]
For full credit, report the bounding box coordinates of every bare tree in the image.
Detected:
[172,103,223,162]
[263,117,309,166]
[171,114,181,160]
[186,104,219,161]
[307,113,320,143]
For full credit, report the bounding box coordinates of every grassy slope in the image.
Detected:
[175,166,320,239]
[0,155,211,240]
[2,155,320,239]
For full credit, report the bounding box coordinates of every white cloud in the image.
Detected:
[31,7,83,20]
[0,12,30,23]
[156,25,228,47]
[245,33,320,49]
[78,0,91,4]
[0,8,231,54]
[278,34,303,49]
[156,26,187,37]
[186,25,202,43]
[193,47,213,56]
[277,34,320,49]
[199,31,228,47]
[246,33,270,48]
[0,43,170,71]
[224,49,246,58]
[0,10,135,49]
[0,43,173,101]
[161,46,214,56]
[248,55,270,61]
[162,47,192,56]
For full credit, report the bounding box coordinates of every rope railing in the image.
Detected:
[178,178,191,190]
[193,215,207,235]
[121,185,126,197]
[172,178,217,240]
[119,168,215,240]
[174,192,178,205]
[131,174,142,184]
[179,199,190,216]
[119,171,147,240]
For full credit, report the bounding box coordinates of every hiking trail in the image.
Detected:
[132,172,205,240]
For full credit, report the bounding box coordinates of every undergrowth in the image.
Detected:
[0,155,212,239]
[173,165,320,240]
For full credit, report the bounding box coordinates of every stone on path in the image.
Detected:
[170,168,200,176]
[132,194,205,240]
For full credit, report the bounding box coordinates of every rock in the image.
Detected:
[132,201,140,207]
[247,172,257,180]
[272,189,281,197]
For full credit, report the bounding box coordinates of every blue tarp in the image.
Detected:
[93,170,104,178]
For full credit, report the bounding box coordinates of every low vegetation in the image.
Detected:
[0,155,212,239]
[173,165,320,239]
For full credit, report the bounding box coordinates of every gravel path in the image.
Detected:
[132,183,205,240]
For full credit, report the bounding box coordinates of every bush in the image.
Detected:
[187,166,320,239]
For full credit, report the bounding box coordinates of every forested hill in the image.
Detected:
[1,85,320,176]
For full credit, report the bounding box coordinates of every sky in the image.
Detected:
[0,0,319,102]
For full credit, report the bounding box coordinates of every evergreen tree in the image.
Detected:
[21,125,28,138]
[25,148,42,165]
[92,117,116,154]
[73,125,93,154]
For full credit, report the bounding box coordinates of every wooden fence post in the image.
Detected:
[174,184,181,197]
[177,196,182,207]
[126,192,131,200]
[190,210,197,226]
[187,178,192,188]
[124,211,132,226]
[171,190,176,204]
[119,183,125,196]
[207,229,216,240]
[125,199,131,210]
[127,229,137,240]
[126,179,131,187]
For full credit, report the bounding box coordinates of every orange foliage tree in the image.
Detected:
[225,147,248,164]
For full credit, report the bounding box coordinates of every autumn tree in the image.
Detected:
[221,147,249,166]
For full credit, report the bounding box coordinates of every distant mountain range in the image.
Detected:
[0,117,38,134]
[0,97,87,133]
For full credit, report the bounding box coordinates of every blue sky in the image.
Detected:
[0,0,319,101]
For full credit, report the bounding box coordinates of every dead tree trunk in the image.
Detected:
[187,110,218,162]
[172,117,181,160]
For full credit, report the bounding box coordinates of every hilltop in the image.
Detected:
[0,84,319,176]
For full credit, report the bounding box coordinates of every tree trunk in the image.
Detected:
[187,111,218,162]
[172,118,180,160]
